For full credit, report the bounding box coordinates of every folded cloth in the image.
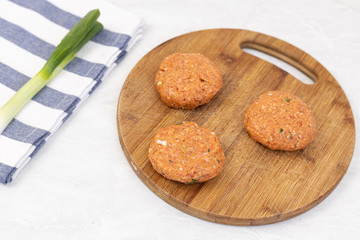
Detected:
[0,0,143,184]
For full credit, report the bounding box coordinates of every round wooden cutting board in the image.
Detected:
[117,29,355,225]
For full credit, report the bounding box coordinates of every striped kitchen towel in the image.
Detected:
[0,0,143,184]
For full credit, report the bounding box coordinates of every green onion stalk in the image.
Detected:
[0,9,103,134]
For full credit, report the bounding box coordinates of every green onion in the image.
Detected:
[0,10,103,134]
[185,179,198,184]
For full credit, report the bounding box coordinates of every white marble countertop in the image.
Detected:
[1,0,360,239]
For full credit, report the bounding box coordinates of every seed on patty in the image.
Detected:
[156,139,167,146]
[148,121,225,183]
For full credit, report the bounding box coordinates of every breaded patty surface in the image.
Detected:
[148,121,225,183]
[244,91,316,151]
[155,53,223,109]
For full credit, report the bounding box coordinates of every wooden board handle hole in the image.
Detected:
[241,42,317,85]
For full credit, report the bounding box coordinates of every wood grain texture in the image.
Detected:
[116,29,355,225]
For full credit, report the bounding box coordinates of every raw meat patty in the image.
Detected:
[148,121,225,183]
[244,91,316,151]
[155,53,223,109]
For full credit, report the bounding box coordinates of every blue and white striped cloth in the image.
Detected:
[0,0,143,184]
